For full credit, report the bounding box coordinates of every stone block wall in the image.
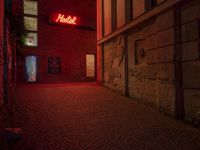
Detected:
[100,0,200,120]
[103,35,125,94]
[127,9,176,115]
[181,0,200,122]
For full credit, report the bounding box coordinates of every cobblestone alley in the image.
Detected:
[3,83,200,150]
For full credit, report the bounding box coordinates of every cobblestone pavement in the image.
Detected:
[6,83,200,150]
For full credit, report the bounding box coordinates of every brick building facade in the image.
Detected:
[0,0,4,105]
[12,0,97,83]
[97,0,200,123]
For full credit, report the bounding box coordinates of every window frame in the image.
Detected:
[23,0,39,47]
[145,0,158,11]
[24,16,38,31]
[125,0,133,23]
[23,0,38,16]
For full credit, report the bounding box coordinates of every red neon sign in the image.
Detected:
[49,13,78,25]
[56,14,77,24]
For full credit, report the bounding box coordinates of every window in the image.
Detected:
[23,0,38,47]
[117,0,125,28]
[132,0,145,18]
[24,16,37,31]
[25,33,38,46]
[111,0,117,31]
[48,57,61,74]
[24,0,38,15]
[145,0,158,11]
[103,0,117,35]
[125,0,133,23]
[103,0,112,35]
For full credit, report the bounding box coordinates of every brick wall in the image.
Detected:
[15,0,97,83]
[181,0,200,122]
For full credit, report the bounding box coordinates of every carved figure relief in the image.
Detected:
[105,34,125,86]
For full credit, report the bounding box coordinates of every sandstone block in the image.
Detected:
[144,35,157,50]
[157,63,174,82]
[129,79,157,105]
[181,1,200,23]
[146,50,157,64]
[158,83,176,116]
[183,61,200,88]
[143,20,157,37]
[184,89,200,121]
[156,10,174,31]
[146,45,174,65]
[181,21,199,42]
[182,40,199,61]
[157,45,174,63]
[157,28,174,47]
[129,64,157,80]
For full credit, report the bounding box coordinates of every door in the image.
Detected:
[86,54,95,79]
[25,56,37,82]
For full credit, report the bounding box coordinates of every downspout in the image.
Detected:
[174,4,185,119]
[3,0,9,104]
[124,33,129,97]
[3,19,8,105]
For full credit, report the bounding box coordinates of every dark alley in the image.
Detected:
[1,0,200,149]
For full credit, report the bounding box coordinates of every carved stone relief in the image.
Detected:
[104,34,125,87]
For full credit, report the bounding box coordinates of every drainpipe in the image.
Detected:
[3,18,8,105]
[124,33,129,97]
[174,4,185,119]
[3,0,9,104]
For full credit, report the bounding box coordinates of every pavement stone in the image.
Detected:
[5,83,200,150]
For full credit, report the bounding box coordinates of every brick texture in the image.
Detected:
[12,0,97,83]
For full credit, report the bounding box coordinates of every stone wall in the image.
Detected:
[127,9,176,115]
[181,0,200,122]
[103,35,125,94]
[100,0,200,120]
